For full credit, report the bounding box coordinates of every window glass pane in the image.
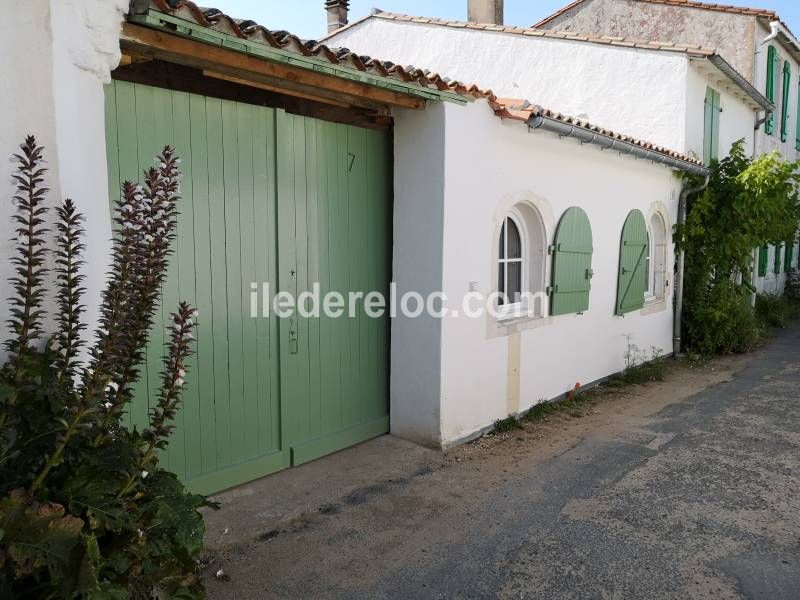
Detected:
[498,263,506,305]
[499,220,506,259]
[507,218,522,259]
[507,261,522,303]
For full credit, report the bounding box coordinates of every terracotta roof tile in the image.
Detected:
[335,11,770,110]
[532,0,793,38]
[487,98,704,167]
[351,10,718,57]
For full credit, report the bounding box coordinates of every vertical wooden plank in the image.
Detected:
[276,110,299,449]
[237,103,259,461]
[338,123,353,429]
[168,90,195,480]
[189,93,217,477]
[104,82,120,206]
[252,107,277,455]
[293,116,311,446]
[306,118,323,439]
[206,96,231,470]
[318,121,338,436]
[134,82,160,432]
[111,81,144,429]
[222,100,245,465]
[150,86,176,471]
[352,125,369,426]
[265,109,282,454]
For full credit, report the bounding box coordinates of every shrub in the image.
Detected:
[786,269,800,302]
[0,137,213,598]
[755,293,800,329]
[677,141,800,355]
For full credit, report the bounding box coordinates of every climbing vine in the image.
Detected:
[676,140,800,355]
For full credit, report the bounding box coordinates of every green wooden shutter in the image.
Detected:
[703,87,721,164]
[766,45,778,135]
[785,241,795,272]
[550,207,593,316]
[781,61,791,142]
[796,82,800,150]
[774,243,783,274]
[758,244,769,277]
[616,210,649,315]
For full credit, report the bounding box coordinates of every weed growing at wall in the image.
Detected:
[676,141,800,355]
[0,137,213,598]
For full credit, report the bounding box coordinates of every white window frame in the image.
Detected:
[644,230,654,302]
[497,212,530,321]
[647,213,667,303]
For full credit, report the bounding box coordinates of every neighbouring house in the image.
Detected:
[1,0,709,494]
[322,7,770,167]
[533,0,800,293]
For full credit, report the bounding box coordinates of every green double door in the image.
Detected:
[105,80,391,494]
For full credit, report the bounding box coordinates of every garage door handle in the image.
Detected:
[289,317,298,355]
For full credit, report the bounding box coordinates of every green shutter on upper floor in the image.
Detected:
[781,61,792,142]
[766,45,778,135]
[758,244,770,277]
[796,82,800,150]
[774,243,783,274]
[703,87,721,165]
[549,207,593,316]
[786,241,795,273]
[616,210,649,315]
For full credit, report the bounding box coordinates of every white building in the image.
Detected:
[323,9,770,165]
[0,0,725,493]
[533,0,800,292]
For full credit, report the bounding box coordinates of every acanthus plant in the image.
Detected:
[0,136,214,599]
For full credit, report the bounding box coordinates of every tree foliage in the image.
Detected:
[676,141,800,355]
[0,136,213,598]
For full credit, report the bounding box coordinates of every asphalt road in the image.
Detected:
[206,325,800,599]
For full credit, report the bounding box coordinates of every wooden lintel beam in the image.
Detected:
[202,69,352,109]
[120,23,425,111]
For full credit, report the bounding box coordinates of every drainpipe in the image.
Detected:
[673,174,711,357]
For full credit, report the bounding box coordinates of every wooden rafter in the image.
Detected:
[120,23,425,111]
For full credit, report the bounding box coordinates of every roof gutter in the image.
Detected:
[528,115,709,176]
[707,55,773,111]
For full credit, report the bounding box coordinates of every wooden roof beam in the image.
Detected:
[120,23,425,111]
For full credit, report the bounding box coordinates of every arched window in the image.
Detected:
[496,203,548,320]
[648,213,667,301]
[498,215,524,308]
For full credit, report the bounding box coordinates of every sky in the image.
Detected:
[206,0,800,41]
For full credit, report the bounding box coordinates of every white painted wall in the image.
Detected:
[0,0,126,360]
[684,61,756,160]
[390,103,447,447]
[332,18,719,158]
[753,21,800,162]
[391,100,682,447]
[0,0,60,354]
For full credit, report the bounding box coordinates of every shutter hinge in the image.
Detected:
[548,244,556,255]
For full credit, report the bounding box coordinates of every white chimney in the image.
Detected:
[468,0,504,25]
[326,0,350,33]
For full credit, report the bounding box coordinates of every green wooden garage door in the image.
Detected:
[105,80,391,494]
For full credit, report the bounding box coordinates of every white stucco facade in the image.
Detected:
[0,0,126,360]
[327,17,759,163]
[393,99,683,447]
[752,21,800,160]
